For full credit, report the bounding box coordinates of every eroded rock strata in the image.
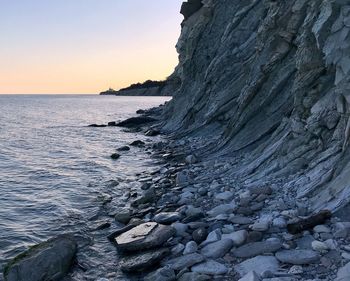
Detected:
[163,0,350,215]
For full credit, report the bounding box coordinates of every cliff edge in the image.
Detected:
[161,0,350,214]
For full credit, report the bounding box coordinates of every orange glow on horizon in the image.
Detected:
[0,1,183,94]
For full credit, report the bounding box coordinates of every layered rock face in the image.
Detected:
[162,0,350,214]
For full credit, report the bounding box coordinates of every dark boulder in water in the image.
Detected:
[107,121,117,126]
[116,117,157,128]
[145,129,160,137]
[110,153,121,160]
[88,124,107,128]
[136,109,146,114]
[130,140,145,147]
[117,146,131,151]
[3,234,77,281]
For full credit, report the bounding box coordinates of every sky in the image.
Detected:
[0,0,184,94]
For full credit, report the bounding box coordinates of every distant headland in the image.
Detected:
[100,79,173,96]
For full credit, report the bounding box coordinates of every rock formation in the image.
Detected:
[100,79,178,96]
[160,0,350,215]
[3,235,77,281]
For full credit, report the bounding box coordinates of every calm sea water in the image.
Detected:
[0,95,170,280]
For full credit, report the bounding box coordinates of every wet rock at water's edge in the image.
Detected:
[3,234,77,281]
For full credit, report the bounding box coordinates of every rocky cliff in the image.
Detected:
[161,0,350,215]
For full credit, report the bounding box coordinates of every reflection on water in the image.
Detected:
[0,95,170,280]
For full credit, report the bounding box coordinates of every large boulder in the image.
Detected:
[115,116,157,128]
[114,222,175,252]
[3,234,77,281]
[119,248,170,272]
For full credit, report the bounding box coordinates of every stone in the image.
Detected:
[222,224,235,234]
[145,129,160,136]
[117,146,130,151]
[193,227,208,244]
[296,235,315,249]
[88,124,106,127]
[233,240,282,258]
[313,225,331,233]
[249,186,273,195]
[176,171,189,186]
[191,260,228,275]
[120,248,169,272]
[215,191,234,201]
[246,231,263,243]
[207,203,236,217]
[130,140,145,146]
[239,271,261,281]
[288,265,303,274]
[172,223,188,237]
[229,215,253,225]
[185,155,197,164]
[178,272,211,281]
[93,221,111,231]
[234,256,280,277]
[110,153,120,160]
[201,229,221,246]
[200,238,233,258]
[185,206,203,217]
[154,212,181,224]
[250,221,270,232]
[145,267,176,281]
[287,210,332,234]
[115,222,175,252]
[324,239,337,250]
[114,208,131,224]
[3,235,77,281]
[163,253,204,271]
[132,187,156,206]
[198,187,208,196]
[183,241,198,255]
[311,240,329,253]
[171,244,185,255]
[116,116,157,128]
[275,250,320,265]
[222,230,248,246]
[335,262,350,281]
[273,217,287,228]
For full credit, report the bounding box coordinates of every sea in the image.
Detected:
[0,94,171,280]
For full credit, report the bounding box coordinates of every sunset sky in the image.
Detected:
[0,1,183,94]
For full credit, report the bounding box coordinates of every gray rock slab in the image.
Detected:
[115,222,175,251]
[275,250,320,265]
[178,272,211,281]
[233,240,282,258]
[335,261,350,281]
[191,260,228,275]
[162,253,204,271]
[154,212,181,224]
[145,267,176,281]
[235,256,280,277]
[207,203,236,217]
[222,230,248,246]
[200,238,233,258]
[239,271,261,281]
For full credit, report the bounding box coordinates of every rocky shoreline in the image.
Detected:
[4,107,350,281]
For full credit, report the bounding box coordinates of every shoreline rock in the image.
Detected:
[4,234,77,281]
